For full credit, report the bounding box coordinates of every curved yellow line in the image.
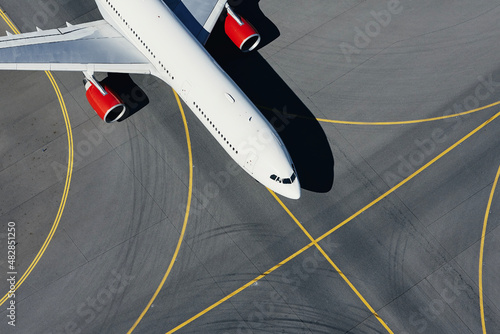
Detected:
[268,190,394,334]
[261,100,500,126]
[316,101,500,125]
[0,13,73,307]
[315,110,500,243]
[165,108,500,333]
[127,89,193,333]
[479,164,500,334]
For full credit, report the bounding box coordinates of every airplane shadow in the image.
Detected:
[206,0,334,194]
[101,73,150,122]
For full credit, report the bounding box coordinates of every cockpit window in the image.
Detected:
[270,172,296,184]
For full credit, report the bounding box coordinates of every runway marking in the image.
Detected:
[165,109,500,333]
[479,164,500,334]
[127,89,193,333]
[268,190,394,333]
[260,100,500,125]
[0,11,73,307]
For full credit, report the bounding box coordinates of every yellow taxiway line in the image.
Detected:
[479,164,500,334]
[0,11,74,307]
[261,100,500,126]
[315,100,500,125]
[127,89,193,333]
[269,190,394,333]
[3,7,494,332]
[165,108,500,333]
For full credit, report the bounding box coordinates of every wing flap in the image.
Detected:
[0,20,153,74]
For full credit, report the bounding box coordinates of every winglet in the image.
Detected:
[36,27,42,32]
[66,22,73,27]
[5,31,12,36]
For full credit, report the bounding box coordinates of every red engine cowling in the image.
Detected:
[224,10,261,52]
[85,81,126,123]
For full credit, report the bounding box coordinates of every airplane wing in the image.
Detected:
[0,20,153,74]
[165,0,227,45]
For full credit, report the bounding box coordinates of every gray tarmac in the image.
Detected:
[1,0,500,333]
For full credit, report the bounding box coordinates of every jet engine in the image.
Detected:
[85,80,126,123]
[224,6,261,52]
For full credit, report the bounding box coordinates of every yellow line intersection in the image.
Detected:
[269,190,394,334]
[165,108,500,333]
[1,6,497,333]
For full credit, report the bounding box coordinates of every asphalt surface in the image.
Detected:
[1,0,500,333]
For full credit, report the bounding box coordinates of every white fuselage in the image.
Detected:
[96,0,300,199]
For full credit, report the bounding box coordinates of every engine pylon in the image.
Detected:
[224,4,261,52]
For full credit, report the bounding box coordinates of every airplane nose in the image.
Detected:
[273,176,301,199]
[288,181,301,199]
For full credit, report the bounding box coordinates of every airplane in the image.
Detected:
[0,0,301,199]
